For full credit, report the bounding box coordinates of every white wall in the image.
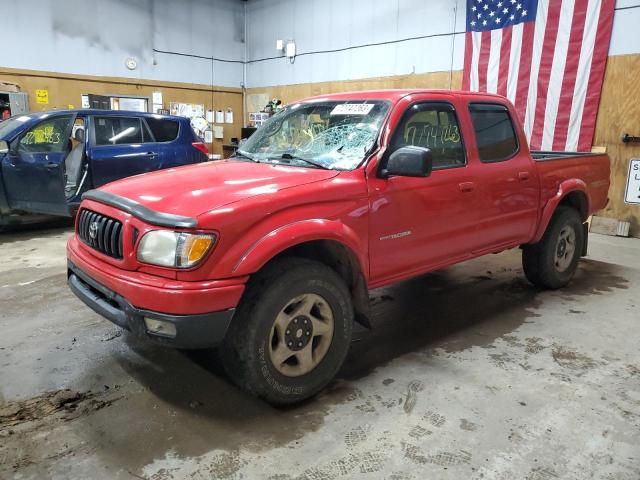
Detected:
[2,0,246,87]
[2,0,638,89]
[609,0,640,56]
[246,0,640,88]
[246,0,466,88]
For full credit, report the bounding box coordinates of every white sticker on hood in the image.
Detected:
[330,104,375,116]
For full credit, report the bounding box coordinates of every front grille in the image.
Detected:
[78,209,123,259]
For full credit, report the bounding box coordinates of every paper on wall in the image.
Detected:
[35,89,49,104]
[213,125,224,139]
[215,110,224,123]
[225,109,233,124]
[247,93,269,113]
[152,91,163,105]
[170,102,205,119]
[206,110,214,123]
[191,117,209,133]
[204,130,214,143]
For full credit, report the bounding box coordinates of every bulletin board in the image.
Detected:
[169,102,205,119]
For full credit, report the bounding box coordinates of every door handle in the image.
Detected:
[44,162,58,169]
[458,182,475,193]
[145,152,157,158]
[518,171,530,181]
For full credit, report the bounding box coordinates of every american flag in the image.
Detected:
[462,0,614,151]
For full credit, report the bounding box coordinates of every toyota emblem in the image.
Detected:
[89,221,99,240]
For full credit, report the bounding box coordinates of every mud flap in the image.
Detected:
[581,222,589,256]
[352,273,372,329]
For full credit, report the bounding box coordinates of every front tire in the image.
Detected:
[220,258,353,405]
[522,206,585,289]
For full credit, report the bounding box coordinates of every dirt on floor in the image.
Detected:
[0,226,639,479]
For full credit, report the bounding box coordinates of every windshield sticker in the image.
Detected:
[330,104,375,116]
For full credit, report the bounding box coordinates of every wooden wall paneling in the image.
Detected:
[0,68,244,156]
[247,70,463,106]
[592,54,640,236]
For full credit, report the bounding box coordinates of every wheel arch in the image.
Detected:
[532,179,589,243]
[233,221,371,327]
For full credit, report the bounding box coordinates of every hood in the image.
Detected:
[99,160,340,219]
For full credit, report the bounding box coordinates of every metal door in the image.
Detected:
[1,114,74,215]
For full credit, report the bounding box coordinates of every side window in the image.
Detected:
[94,117,143,145]
[390,103,465,169]
[469,104,518,162]
[145,118,180,142]
[17,116,73,153]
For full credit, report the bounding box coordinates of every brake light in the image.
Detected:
[192,142,209,156]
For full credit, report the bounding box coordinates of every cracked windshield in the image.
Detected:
[237,100,390,170]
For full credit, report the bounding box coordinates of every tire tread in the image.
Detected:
[221,257,353,405]
[522,206,584,289]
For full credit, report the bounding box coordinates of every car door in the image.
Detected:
[1,114,74,216]
[367,98,481,283]
[89,115,160,187]
[142,116,180,167]
[467,102,540,251]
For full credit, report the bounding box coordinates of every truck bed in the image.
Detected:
[533,151,610,215]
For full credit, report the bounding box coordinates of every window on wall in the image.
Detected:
[17,115,73,154]
[111,97,149,112]
[94,117,146,145]
[469,104,519,162]
[390,102,465,169]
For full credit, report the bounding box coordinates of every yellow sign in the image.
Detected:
[35,89,49,104]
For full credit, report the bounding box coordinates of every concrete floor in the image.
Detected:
[1,226,639,480]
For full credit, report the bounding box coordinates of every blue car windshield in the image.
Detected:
[238,100,391,170]
[0,115,34,140]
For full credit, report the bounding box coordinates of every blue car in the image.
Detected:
[0,110,209,225]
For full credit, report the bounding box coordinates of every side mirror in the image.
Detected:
[0,140,9,154]
[381,146,433,178]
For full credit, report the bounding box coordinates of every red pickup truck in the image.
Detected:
[67,90,610,404]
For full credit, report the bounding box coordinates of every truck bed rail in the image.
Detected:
[531,151,603,161]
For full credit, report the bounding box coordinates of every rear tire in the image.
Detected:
[522,206,584,289]
[220,258,353,405]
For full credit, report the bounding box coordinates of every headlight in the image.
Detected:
[137,231,216,268]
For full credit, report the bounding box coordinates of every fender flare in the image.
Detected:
[232,219,368,278]
[531,179,589,243]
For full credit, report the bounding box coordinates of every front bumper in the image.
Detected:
[68,261,235,349]
[67,234,246,315]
